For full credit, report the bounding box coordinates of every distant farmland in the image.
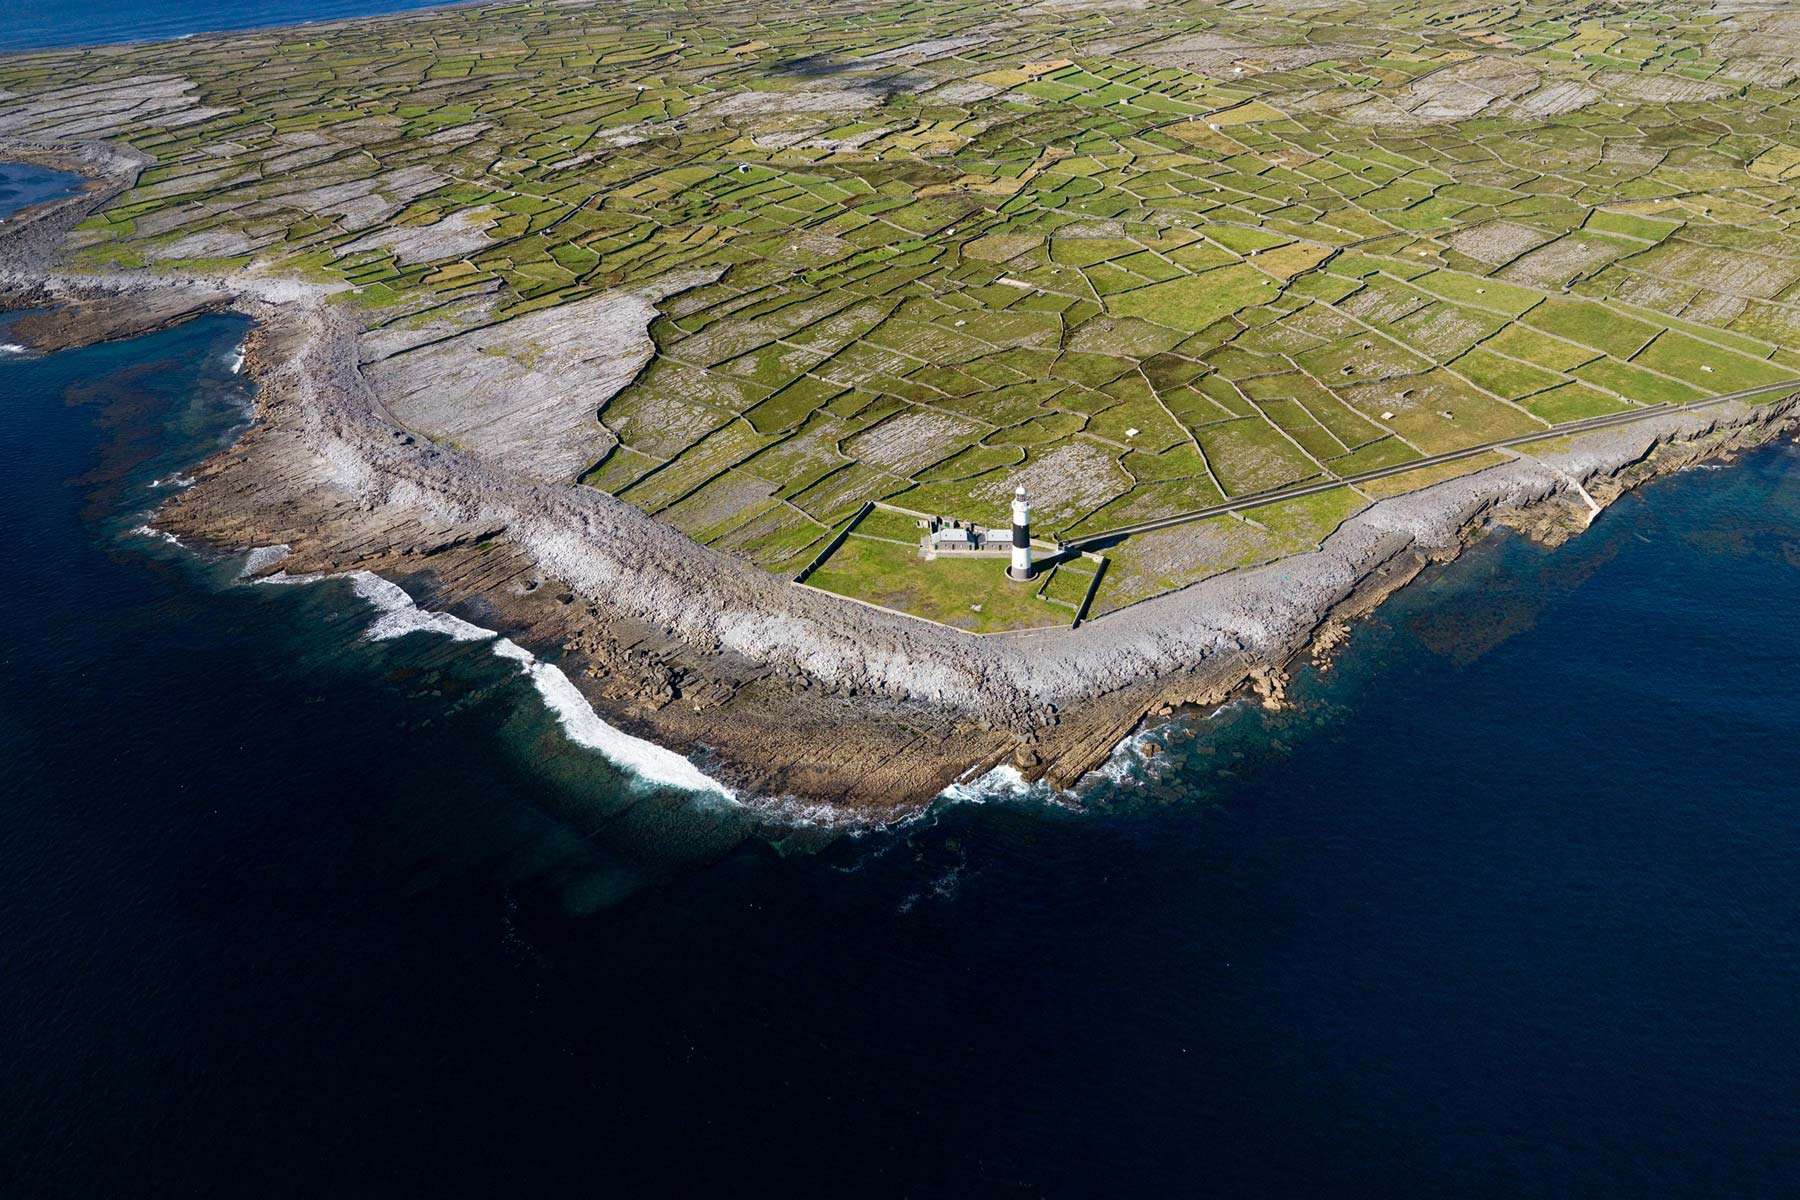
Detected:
[10,0,1800,624]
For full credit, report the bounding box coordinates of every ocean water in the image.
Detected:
[4,9,1795,1198]
[5,306,1800,1196]
[0,162,83,216]
[0,0,456,52]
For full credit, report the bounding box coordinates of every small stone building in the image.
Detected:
[918,515,1012,556]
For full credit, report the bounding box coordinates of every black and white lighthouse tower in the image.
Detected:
[1008,484,1034,582]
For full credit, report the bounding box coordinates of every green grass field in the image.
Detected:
[808,533,1069,634]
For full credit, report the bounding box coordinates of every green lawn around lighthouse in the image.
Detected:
[803,508,1096,634]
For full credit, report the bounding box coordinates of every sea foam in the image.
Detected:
[936,715,1183,808]
[938,762,1046,805]
[239,543,291,576]
[489,638,732,798]
[131,524,184,547]
[349,570,493,644]
[1087,725,1160,788]
[254,560,1156,817]
[262,566,734,798]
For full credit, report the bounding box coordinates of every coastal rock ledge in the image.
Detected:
[7,142,1798,820]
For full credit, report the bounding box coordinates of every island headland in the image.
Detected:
[5,0,1799,818]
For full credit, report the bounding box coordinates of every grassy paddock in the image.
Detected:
[808,534,1070,634]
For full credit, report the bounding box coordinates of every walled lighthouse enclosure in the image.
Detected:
[796,495,1103,634]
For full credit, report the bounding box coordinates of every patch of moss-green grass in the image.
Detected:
[1482,324,1599,372]
[1524,382,1633,424]
[1629,332,1794,393]
[1413,269,1543,318]
[1525,298,1661,360]
[1195,417,1324,495]
[1243,485,1366,546]
[1328,436,1422,477]
[1572,358,1706,406]
[1106,265,1276,332]
[809,536,1067,633]
[1450,347,1566,399]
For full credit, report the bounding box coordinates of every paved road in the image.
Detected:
[1060,376,1800,553]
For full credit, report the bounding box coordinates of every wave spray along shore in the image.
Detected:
[257,558,736,800]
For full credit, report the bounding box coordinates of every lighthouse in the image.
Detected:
[1008,484,1034,582]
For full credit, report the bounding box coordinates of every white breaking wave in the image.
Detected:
[1,343,27,355]
[254,564,1177,818]
[935,727,1164,805]
[349,570,493,644]
[257,569,324,586]
[228,344,246,375]
[260,566,734,798]
[489,638,733,799]
[938,763,1048,805]
[149,472,195,490]
[1088,725,1160,788]
[131,523,184,547]
[239,543,291,576]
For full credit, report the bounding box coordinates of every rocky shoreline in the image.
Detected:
[8,140,1798,820]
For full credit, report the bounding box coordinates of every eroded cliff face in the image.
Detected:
[8,141,1799,818]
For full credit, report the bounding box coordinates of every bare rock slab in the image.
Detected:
[364,268,715,485]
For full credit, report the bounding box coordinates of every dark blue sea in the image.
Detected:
[6,278,1800,1200]
[3,13,1800,1187]
[2,0,453,52]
